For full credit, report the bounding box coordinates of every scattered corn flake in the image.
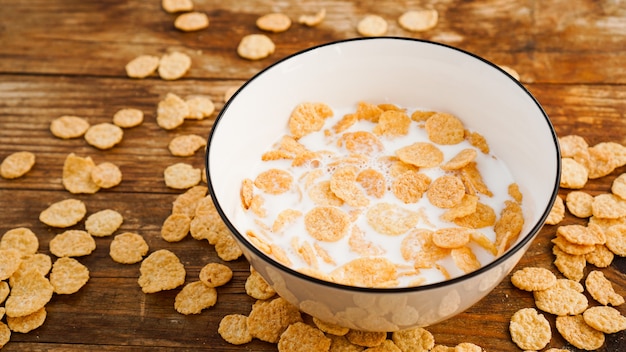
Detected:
[138,249,186,293]
[355,101,383,122]
[441,194,478,222]
[391,171,430,204]
[85,209,123,237]
[214,232,243,261]
[49,257,89,294]
[552,245,585,282]
[391,327,434,352]
[339,131,384,156]
[556,224,604,246]
[0,151,35,179]
[305,206,351,241]
[373,110,411,137]
[533,279,588,316]
[551,235,595,256]
[560,157,588,189]
[410,109,436,122]
[125,55,160,78]
[357,15,388,37]
[39,198,87,228]
[8,253,52,287]
[157,93,189,130]
[199,262,233,288]
[508,308,551,351]
[585,270,624,306]
[0,281,9,303]
[1,227,38,256]
[451,246,481,274]
[168,134,207,157]
[555,315,604,351]
[49,230,96,257]
[191,197,231,243]
[161,213,191,242]
[272,208,302,232]
[240,178,254,210]
[50,115,90,139]
[312,317,349,336]
[218,314,253,345]
[585,244,614,268]
[331,257,398,288]
[545,195,564,225]
[172,185,207,217]
[62,153,100,194]
[597,141,626,167]
[356,168,386,199]
[113,108,144,128]
[0,249,21,281]
[459,162,493,197]
[432,227,471,249]
[247,297,303,343]
[161,0,193,13]
[278,321,331,352]
[565,190,593,218]
[257,12,292,33]
[586,144,616,179]
[559,135,588,158]
[605,224,626,256]
[345,330,387,348]
[245,267,276,300]
[326,334,366,351]
[174,281,217,315]
[223,85,239,103]
[254,168,293,195]
[427,175,465,209]
[5,269,53,318]
[453,202,496,229]
[91,162,122,188]
[163,162,202,189]
[494,200,524,255]
[237,34,275,60]
[398,9,438,32]
[592,193,626,219]
[158,51,191,80]
[424,112,464,145]
[367,202,420,236]
[469,231,498,256]
[440,148,477,171]
[84,122,124,150]
[361,339,401,351]
[396,142,443,168]
[583,306,626,334]
[0,322,9,348]
[6,307,46,333]
[109,232,149,264]
[298,8,326,26]
[349,225,385,257]
[288,102,333,139]
[465,131,490,154]
[510,267,557,292]
[174,12,209,32]
[185,95,215,119]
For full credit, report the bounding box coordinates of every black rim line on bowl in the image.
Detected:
[205,36,562,294]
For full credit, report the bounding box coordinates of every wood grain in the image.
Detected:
[1,0,626,351]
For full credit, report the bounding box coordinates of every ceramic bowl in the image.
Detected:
[206,37,560,331]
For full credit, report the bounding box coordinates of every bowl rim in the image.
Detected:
[205,36,562,293]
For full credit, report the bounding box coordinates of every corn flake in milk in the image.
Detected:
[238,101,524,288]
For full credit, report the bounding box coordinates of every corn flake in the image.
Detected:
[398,9,439,32]
[585,270,625,306]
[50,115,90,139]
[113,108,144,128]
[257,13,292,33]
[125,55,160,79]
[555,315,604,351]
[84,123,123,150]
[288,102,333,139]
[163,162,201,189]
[583,306,626,334]
[0,151,35,179]
[138,249,186,293]
[237,34,275,61]
[1,227,38,256]
[367,203,420,236]
[174,281,217,315]
[218,314,253,345]
[4,269,53,318]
[91,162,122,188]
[49,230,96,257]
[357,15,388,37]
[6,307,46,333]
[158,51,191,80]
[109,232,149,264]
[174,12,209,32]
[199,262,232,288]
[49,257,89,294]
[39,198,87,228]
[168,134,207,156]
[247,297,303,343]
[396,142,443,168]
[157,93,189,130]
[509,308,551,351]
[62,153,100,194]
[254,168,293,195]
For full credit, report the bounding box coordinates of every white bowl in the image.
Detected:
[206,37,560,331]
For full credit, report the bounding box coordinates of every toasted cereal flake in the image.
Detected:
[451,246,481,273]
[214,232,243,261]
[326,334,366,351]
[585,270,624,306]
[84,209,123,237]
[298,8,326,26]
[459,162,493,197]
[331,257,398,288]
[373,110,411,137]
[339,131,384,156]
[0,322,9,348]
[551,235,595,256]
[453,202,496,229]
[595,141,626,167]
[185,95,215,119]
[553,245,585,282]
[391,327,434,352]
[49,257,89,294]
[441,194,478,221]
[424,112,464,145]
[49,230,96,257]
[172,185,207,217]
[138,249,185,293]
[254,168,293,195]
[168,134,207,157]
[332,113,358,133]
[174,12,209,32]
[410,109,436,122]
[305,206,350,242]
[91,162,122,188]
[545,195,565,225]
[0,151,35,179]
[247,297,303,343]
[346,330,387,348]
[312,317,349,336]
[555,315,604,351]
[396,142,443,168]
[432,227,471,249]
[391,171,430,204]
[158,51,191,80]
[592,193,626,219]
[223,86,239,103]
[162,0,192,13]
[441,148,477,171]
[465,131,490,154]
[367,203,420,236]
[39,198,87,228]
[272,209,302,232]
[0,249,21,281]
[494,200,524,255]
[157,93,189,130]
[8,254,52,287]
[559,135,588,158]
[469,231,498,256]
[356,169,386,199]
[50,115,90,139]
[161,213,191,242]
[113,108,143,128]
[5,269,53,318]
[62,153,100,194]
[240,178,254,209]
[278,322,332,352]
[257,12,292,33]
[398,9,438,32]
[84,122,124,150]
[357,15,388,37]
[245,268,276,300]
[585,244,615,268]
[174,281,217,315]
[583,306,626,333]
[288,102,333,139]
[0,281,9,303]
[1,227,38,256]
[356,101,383,122]
[586,144,616,179]
[508,308,551,351]
[349,225,385,257]
[199,262,232,288]
[510,267,557,292]
[533,279,588,316]
[612,173,626,200]
[164,162,202,189]
[565,190,594,218]
[557,224,604,246]
[192,197,231,243]
[560,157,588,189]
[427,175,465,209]
[125,54,160,78]
[237,34,275,60]
[6,307,46,333]
[218,314,252,345]
[109,232,149,264]
[606,224,626,256]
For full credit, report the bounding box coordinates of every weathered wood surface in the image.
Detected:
[1,0,625,350]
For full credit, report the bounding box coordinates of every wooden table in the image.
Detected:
[1,0,625,350]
